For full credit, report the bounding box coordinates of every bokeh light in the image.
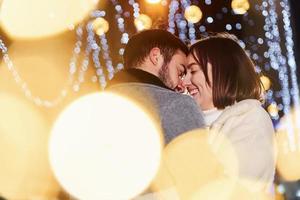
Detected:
[0,93,59,199]
[268,103,279,118]
[189,178,272,200]
[0,0,99,39]
[0,0,299,198]
[189,178,235,200]
[276,129,300,181]
[260,75,271,91]
[231,0,250,15]
[92,17,109,36]
[276,107,300,181]
[49,92,162,200]
[146,0,161,4]
[0,33,90,109]
[151,129,238,200]
[184,5,203,24]
[134,14,152,31]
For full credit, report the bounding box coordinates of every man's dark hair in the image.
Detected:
[123,29,188,69]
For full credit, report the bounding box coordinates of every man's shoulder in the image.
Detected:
[107,82,198,112]
[107,82,205,143]
[108,82,170,91]
[107,82,190,98]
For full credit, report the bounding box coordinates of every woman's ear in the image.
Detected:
[149,47,162,66]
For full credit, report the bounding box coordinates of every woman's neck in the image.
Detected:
[203,107,224,126]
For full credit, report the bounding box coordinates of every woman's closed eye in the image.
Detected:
[191,70,197,74]
[189,65,200,74]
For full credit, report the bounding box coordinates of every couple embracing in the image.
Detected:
[106,29,275,196]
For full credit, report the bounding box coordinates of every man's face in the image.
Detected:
[158,50,187,90]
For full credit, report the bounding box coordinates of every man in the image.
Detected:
[106,29,205,144]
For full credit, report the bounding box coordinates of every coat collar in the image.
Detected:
[106,68,171,90]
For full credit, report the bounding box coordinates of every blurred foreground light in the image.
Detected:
[260,75,271,91]
[0,0,99,39]
[146,0,161,4]
[151,129,238,200]
[0,93,59,199]
[276,107,300,132]
[276,107,300,181]
[49,92,162,200]
[190,178,272,200]
[231,0,250,15]
[189,179,235,200]
[0,35,77,106]
[276,129,300,181]
[184,5,203,24]
[134,14,152,31]
[92,17,109,36]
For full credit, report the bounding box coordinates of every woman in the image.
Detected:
[182,33,276,194]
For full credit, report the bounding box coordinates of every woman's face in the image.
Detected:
[183,54,214,110]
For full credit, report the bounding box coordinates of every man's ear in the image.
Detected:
[149,47,162,66]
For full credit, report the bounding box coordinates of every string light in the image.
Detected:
[0,0,127,103]
[88,0,129,87]
[199,25,206,33]
[176,14,187,42]
[73,26,92,92]
[181,1,197,43]
[206,16,214,24]
[111,0,128,72]
[175,0,189,42]
[280,0,300,132]
[205,0,212,5]
[129,0,140,18]
[129,1,152,32]
[99,34,115,80]
[168,0,179,34]
[261,0,296,151]
[0,25,86,107]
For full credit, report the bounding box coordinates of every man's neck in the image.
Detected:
[135,64,159,78]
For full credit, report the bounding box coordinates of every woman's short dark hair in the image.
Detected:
[123,29,188,69]
[189,33,263,109]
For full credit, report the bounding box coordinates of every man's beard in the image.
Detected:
[158,63,174,90]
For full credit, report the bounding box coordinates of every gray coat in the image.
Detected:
[108,83,205,144]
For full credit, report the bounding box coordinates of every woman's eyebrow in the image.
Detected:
[186,63,197,69]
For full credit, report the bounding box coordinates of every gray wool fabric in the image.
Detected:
[108,83,205,144]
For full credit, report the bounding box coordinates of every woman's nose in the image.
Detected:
[175,79,185,93]
[182,75,192,86]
